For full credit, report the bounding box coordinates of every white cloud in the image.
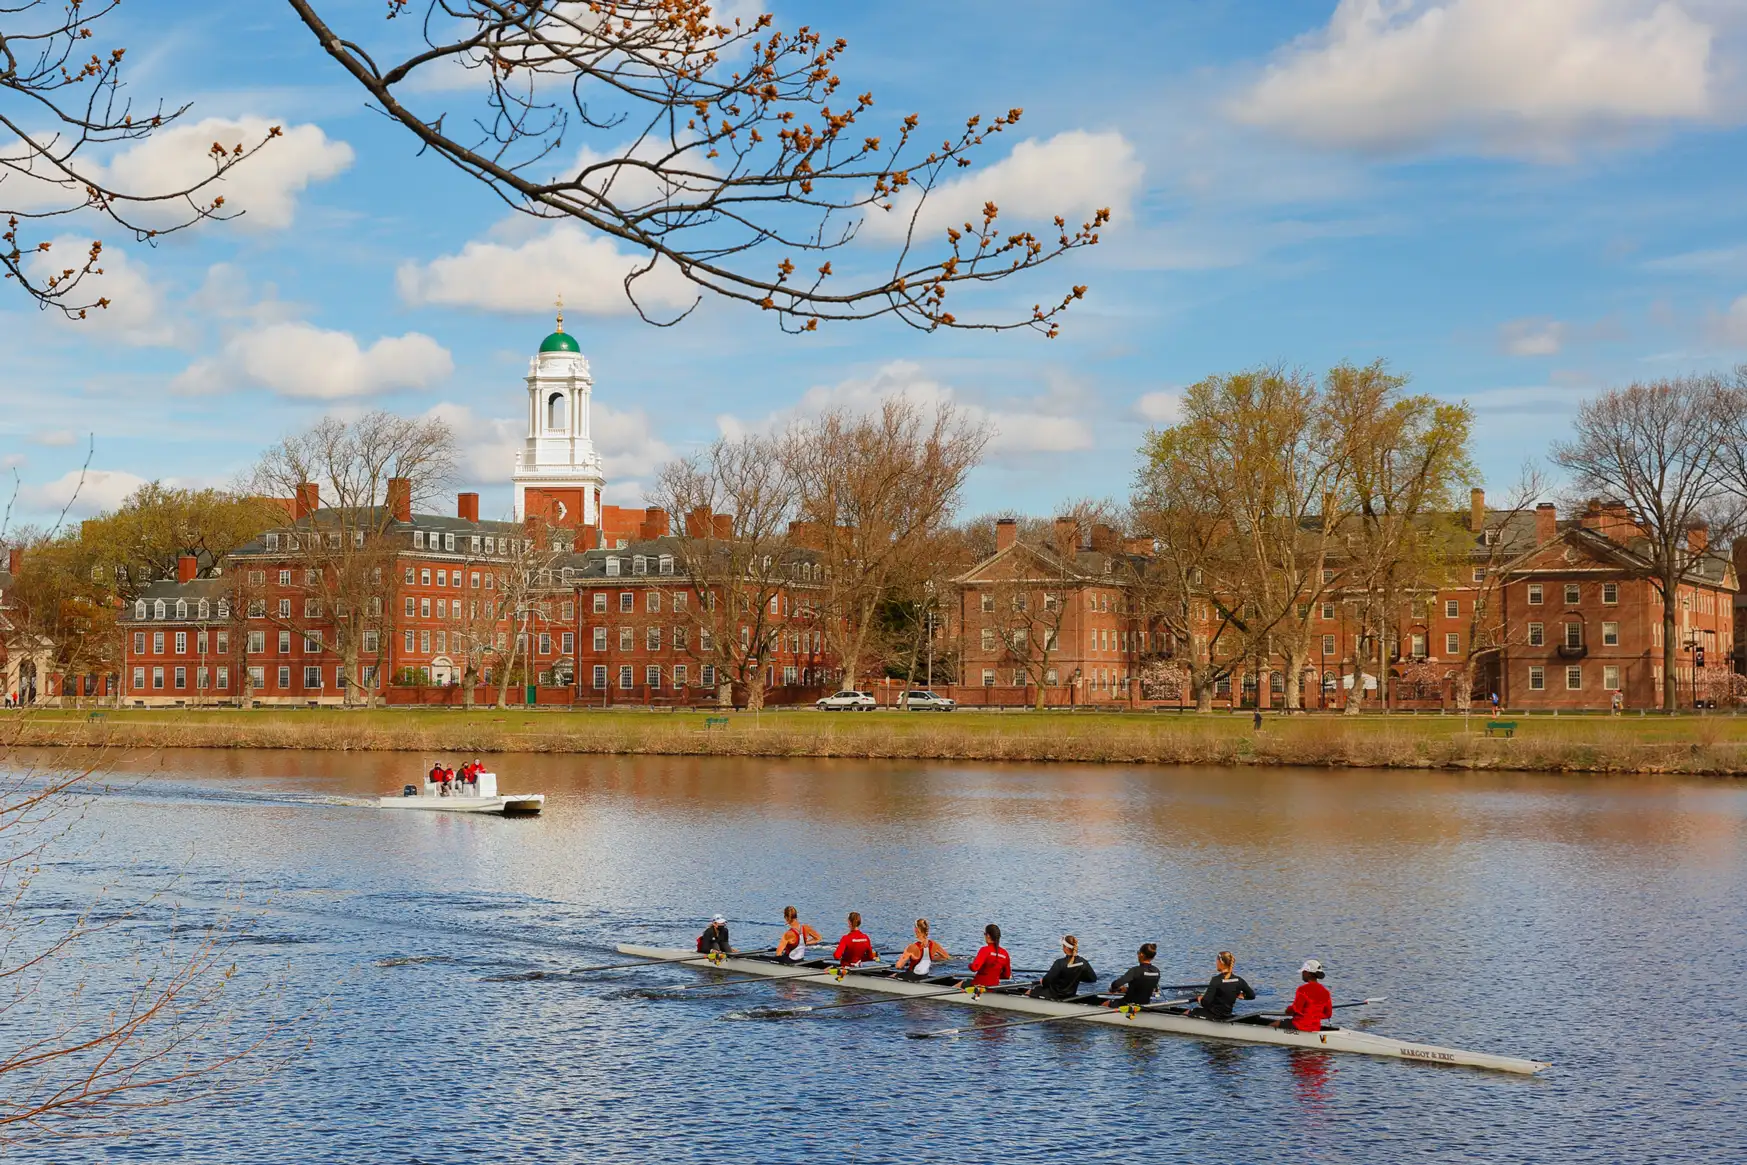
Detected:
[18,468,147,516]
[103,118,353,230]
[172,323,453,400]
[427,399,672,504]
[717,360,1094,459]
[397,222,697,317]
[1498,318,1569,356]
[2,454,27,470]
[1707,295,1747,345]
[861,130,1143,243]
[32,429,78,447]
[1133,390,1183,425]
[1230,0,1719,158]
[24,237,188,347]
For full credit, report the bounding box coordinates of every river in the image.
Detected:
[5,750,1744,1163]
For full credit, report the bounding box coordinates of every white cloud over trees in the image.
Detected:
[171,323,452,400]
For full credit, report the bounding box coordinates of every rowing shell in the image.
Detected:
[615,945,1552,1075]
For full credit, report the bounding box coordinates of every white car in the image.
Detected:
[816,690,877,711]
[902,690,956,711]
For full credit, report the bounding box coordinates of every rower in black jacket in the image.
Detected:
[697,915,732,954]
[1103,943,1162,1009]
[1190,950,1256,1020]
[1030,935,1097,1001]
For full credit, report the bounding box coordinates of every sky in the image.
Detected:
[7,0,1747,530]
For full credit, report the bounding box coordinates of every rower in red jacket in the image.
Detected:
[1276,959,1333,1031]
[961,924,1011,989]
[833,912,878,967]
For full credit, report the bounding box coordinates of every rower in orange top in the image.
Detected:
[895,919,952,978]
[833,911,878,967]
[960,923,1011,989]
[774,906,822,963]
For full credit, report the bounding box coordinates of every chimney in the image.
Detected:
[1054,516,1080,552]
[1090,523,1121,554]
[711,514,734,540]
[1469,487,1485,534]
[457,492,479,523]
[580,523,599,551]
[1534,502,1558,544]
[386,477,412,524]
[6,546,20,576]
[1580,498,1603,530]
[685,507,713,538]
[642,506,670,539]
[1124,536,1155,558]
[177,554,198,584]
[995,518,1018,551]
[294,482,319,521]
[1688,521,1710,554]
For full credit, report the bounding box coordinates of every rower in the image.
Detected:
[1031,935,1097,1001]
[1103,942,1162,1009]
[895,919,951,978]
[1190,950,1256,1021]
[774,906,821,963]
[833,912,879,967]
[1274,958,1333,1032]
[960,924,1011,989]
[697,914,732,955]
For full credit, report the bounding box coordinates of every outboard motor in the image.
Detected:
[402,784,418,797]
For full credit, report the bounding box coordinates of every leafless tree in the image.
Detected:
[977,502,1111,710]
[489,521,567,709]
[785,398,987,687]
[1552,375,1739,712]
[283,0,1106,332]
[2,1,279,313]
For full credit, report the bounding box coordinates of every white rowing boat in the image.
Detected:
[615,944,1551,1075]
[379,772,544,816]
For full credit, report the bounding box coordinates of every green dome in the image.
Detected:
[539,330,580,354]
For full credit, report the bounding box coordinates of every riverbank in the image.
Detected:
[7,707,1747,774]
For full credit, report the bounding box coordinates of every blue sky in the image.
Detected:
[7,0,1747,529]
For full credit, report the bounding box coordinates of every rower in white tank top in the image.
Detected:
[896,919,951,977]
[775,906,819,962]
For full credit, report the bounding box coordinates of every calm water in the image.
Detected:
[5,750,1745,1163]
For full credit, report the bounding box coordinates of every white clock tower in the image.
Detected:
[511,305,605,529]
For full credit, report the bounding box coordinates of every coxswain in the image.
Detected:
[895,919,951,978]
[961,924,1011,989]
[1275,958,1333,1032]
[697,914,733,955]
[1104,942,1162,1009]
[1190,950,1256,1021]
[833,911,878,967]
[774,906,821,963]
[1032,935,1097,1001]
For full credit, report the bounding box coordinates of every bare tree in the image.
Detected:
[652,433,799,711]
[249,412,456,706]
[977,503,1111,711]
[489,521,567,709]
[283,0,1106,332]
[786,398,987,687]
[2,1,279,313]
[1552,375,1738,712]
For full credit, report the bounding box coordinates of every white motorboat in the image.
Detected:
[379,772,544,815]
[614,944,1551,1075]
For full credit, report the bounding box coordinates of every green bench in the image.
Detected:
[1484,720,1517,738]
[87,711,106,723]
[704,716,730,730]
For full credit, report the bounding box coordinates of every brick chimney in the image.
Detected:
[386,477,412,523]
[995,518,1018,551]
[1054,516,1080,552]
[641,506,670,539]
[685,507,713,538]
[6,546,20,576]
[1534,502,1558,544]
[1090,523,1121,554]
[457,492,479,523]
[1124,536,1155,558]
[711,514,734,540]
[1470,487,1485,534]
[1688,521,1710,554]
[294,482,319,521]
[177,554,198,584]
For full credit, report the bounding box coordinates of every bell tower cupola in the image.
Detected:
[511,297,605,529]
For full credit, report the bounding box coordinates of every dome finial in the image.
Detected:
[554,292,565,334]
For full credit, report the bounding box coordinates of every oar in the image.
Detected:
[562,947,780,975]
[727,978,1001,1020]
[907,995,1194,1040]
[1251,996,1386,1019]
[637,960,886,998]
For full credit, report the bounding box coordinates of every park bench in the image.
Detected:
[704,716,730,730]
[87,711,105,723]
[1484,720,1517,738]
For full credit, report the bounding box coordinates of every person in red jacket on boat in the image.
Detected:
[1276,959,1333,1031]
[833,911,879,967]
[960,923,1011,989]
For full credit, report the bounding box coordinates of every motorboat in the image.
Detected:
[378,771,544,815]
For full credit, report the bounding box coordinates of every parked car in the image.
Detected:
[902,690,957,711]
[816,690,877,711]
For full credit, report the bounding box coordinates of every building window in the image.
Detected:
[1321,568,1335,584]
[980,594,994,612]
[620,592,634,613]
[1444,599,1459,618]
[247,631,265,654]
[266,533,280,551]
[646,627,661,651]
[633,555,647,576]
[1565,623,1582,648]
[592,627,607,651]
[674,592,689,613]
[659,555,674,575]
[1528,666,1545,691]
[169,666,185,690]
[618,665,633,690]
[217,667,229,690]
[592,665,608,689]
[278,630,291,654]
[535,632,549,656]
[606,557,621,577]
[414,531,425,549]
[135,600,146,620]
[701,665,717,688]
[1445,633,1460,655]
[1603,665,1620,691]
[175,631,187,654]
[1527,583,1543,605]
[151,667,164,690]
[216,630,229,652]
[305,666,322,689]
[443,533,455,552]
[248,667,265,691]
[420,598,431,618]
[133,632,145,654]
[420,631,430,653]
[674,664,689,687]
[593,592,608,613]
[153,632,165,654]
[618,627,634,651]
[278,599,291,618]
[981,629,996,650]
[277,665,291,689]
[1564,584,1581,605]
[1602,621,1619,647]
[1043,593,1058,611]
[153,599,167,620]
[1566,665,1582,690]
[561,631,574,655]
[1527,622,1544,647]
[982,669,996,686]
[1472,568,1486,583]
[1321,603,1335,621]
[1321,634,1336,655]
[403,630,415,653]
[646,665,661,689]
[132,667,145,690]
[1602,582,1618,605]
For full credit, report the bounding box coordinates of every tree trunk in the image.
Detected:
[1194,673,1214,713]
[462,662,476,710]
[745,666,766,712]
[1662,591,1679,712]
[1282,647,1303,711]
[496,639,520,709]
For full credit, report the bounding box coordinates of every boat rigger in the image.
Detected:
[613,943,1552,1075]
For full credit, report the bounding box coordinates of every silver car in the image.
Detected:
[816,690,877,711]
[902,690,957,711]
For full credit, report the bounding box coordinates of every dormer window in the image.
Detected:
[217,600,230,618]
[605,557,621,577]
[471,536,481,553]
[659,555,674,576]
[197,600,209,619]
[153,600,166,620]
[414,531,425,549]
[135,600,147,620]
[485,536,496,553]
[266,533,280,551]
[444,533,455,552]
[633,555,647,576]
[175,600,188,619]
